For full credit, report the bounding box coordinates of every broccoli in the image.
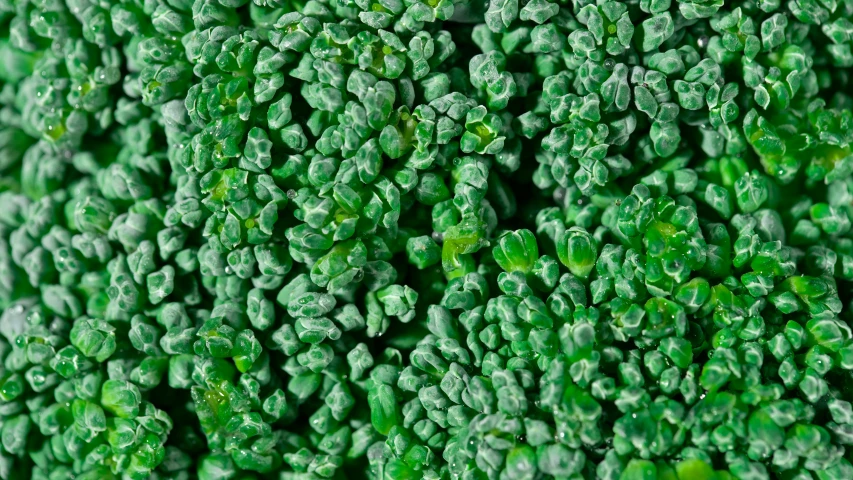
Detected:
[0,0,853,479]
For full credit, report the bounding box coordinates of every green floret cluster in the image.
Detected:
[1,0,853,478]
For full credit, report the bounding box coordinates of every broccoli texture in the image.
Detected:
[1,0,853,479]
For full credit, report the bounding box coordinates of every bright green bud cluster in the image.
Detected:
[1,0,853,479]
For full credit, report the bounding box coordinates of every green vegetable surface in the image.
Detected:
[0,0,852,479]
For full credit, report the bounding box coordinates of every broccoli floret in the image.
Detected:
[1,0,853,479]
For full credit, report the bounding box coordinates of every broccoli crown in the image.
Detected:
[0,0,853,479]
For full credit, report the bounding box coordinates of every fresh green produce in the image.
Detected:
[0,0,853,478]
